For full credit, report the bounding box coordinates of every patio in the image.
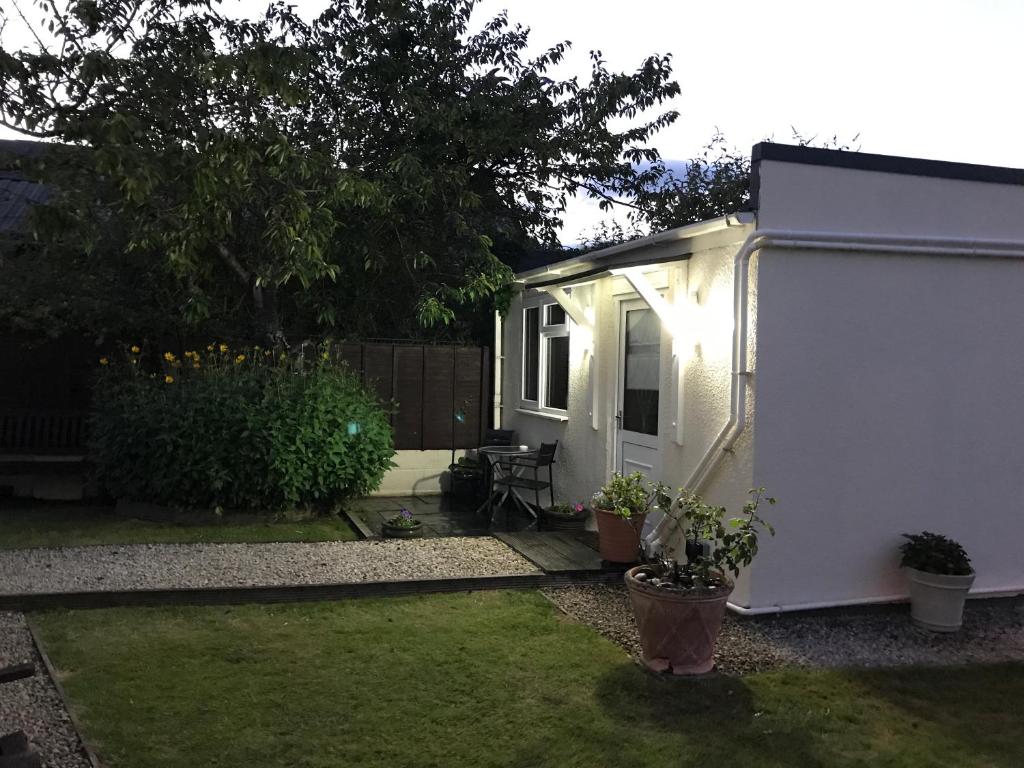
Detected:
[346,493,540,538]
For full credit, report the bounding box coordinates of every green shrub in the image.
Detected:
[90,343,395,511]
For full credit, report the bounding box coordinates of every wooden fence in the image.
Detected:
[333,342,490,451]
[0,337,490,455]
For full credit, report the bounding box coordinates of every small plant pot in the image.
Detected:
[382,521,424,539]
[541,507,588,532]
[594,507,646,563]
[905,566,975,632]
[625,565,733,676]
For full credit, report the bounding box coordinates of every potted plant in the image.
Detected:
[592,472,662,563]
[541,501,588,532]
[899,531,974,632]
[625,487,777,676]
[382,508,424,539]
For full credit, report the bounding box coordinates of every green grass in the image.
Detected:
[0,504,357,549]
[33,592,1024,768]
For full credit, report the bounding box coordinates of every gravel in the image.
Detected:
[542,584,1024,675]
[0,612,91,768]
[0,538,540,595]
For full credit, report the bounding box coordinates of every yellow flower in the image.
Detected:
[234,354,246,364]
[184,350,198,360]
[206,344,215,352]
[192,362,200,369]
[164,375,175,384]
[322,351,330,360]
[99,357,109,366]
[219,343,229,353]
[163,352,176,363]
[130,345,141,354]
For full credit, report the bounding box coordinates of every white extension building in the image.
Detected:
[498,142,1024,614]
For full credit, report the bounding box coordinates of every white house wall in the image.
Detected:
[748,156,1024,610]
[502,240,756,604]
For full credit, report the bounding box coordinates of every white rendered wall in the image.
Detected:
[746,157,1024,610]
[503,241,756,603]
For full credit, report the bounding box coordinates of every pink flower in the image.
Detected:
[573,503,585,513]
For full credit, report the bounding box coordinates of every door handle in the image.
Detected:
[615,410,623,423]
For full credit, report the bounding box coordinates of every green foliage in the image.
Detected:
[655,487,777,588]
[90,342,395,511]
[1,0,680,342]
[900,531,972,576]
[592,472,669,520]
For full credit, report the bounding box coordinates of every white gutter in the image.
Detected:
[687,228,1024,496]
[644,227,1024,615]
[516,211,755,284]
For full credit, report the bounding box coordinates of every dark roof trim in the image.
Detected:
[749,142,1024,210]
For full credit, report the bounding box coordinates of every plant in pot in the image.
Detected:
[625,487,776,676]
[381,508,424,539]
[541,501,588,532]
[899,531,974,632]
[592,473,665,563]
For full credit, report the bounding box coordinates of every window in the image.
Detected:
[521,296,570,413]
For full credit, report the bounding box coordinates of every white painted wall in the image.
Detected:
[746,156,1024,610]
[502,238,757,602]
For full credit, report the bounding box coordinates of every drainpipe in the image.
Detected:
[661,228,1024,615]
[687,228,1024,496]
[493,309,504,429]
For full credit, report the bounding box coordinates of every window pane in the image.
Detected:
[523,307,539,401]
[545,335,569,410]
[623,308,659,435]
[545,304,566,326]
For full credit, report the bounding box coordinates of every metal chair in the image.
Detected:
[490,441,558,524]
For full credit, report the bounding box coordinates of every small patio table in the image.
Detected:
[474,444,535,519]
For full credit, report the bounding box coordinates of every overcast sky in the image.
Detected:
[3,0,1023,241]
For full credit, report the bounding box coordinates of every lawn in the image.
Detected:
[0,503,357,549]
[33,592,1024,768]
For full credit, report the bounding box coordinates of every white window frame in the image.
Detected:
[520,293,570,417]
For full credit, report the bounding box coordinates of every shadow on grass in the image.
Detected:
[848,662,1024,767]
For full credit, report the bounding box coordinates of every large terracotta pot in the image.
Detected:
[624,565,733,676]
[594,507,646,563]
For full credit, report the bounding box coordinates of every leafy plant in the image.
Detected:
[592,472,669,520]
[90,341,395,511]
[1,0,680,342]
[643,487,777,590]
[899,532,972,576]
[547,501,586,516]
[385,508,419,529]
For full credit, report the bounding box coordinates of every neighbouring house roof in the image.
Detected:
[0,139,51,236]
[516,211,755,288]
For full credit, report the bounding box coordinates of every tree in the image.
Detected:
[0,0,680,343]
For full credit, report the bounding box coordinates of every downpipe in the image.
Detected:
[643,227,1024,613]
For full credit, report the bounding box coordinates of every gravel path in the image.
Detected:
[0,612,91,768]
[0,538,539,595]
[543,584,1024,675]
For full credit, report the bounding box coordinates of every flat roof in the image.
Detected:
[750,143,1024,210]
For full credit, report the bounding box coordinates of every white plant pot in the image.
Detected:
[905,567,975,632]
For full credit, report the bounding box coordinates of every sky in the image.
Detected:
[3,0,1024,242]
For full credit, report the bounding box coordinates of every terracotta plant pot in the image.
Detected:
[594,507,646,563]
[624,565,733,676]
[905,566,975,632]
[382,521,424,539]
[541,507,588,532]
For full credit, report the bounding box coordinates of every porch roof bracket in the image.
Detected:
[611,267,682,338]
[540,286,592,332]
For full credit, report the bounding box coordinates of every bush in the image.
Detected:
[899,531,972,576]
[90,343,395,511]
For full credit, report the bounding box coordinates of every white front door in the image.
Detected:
[615,298,661,480]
